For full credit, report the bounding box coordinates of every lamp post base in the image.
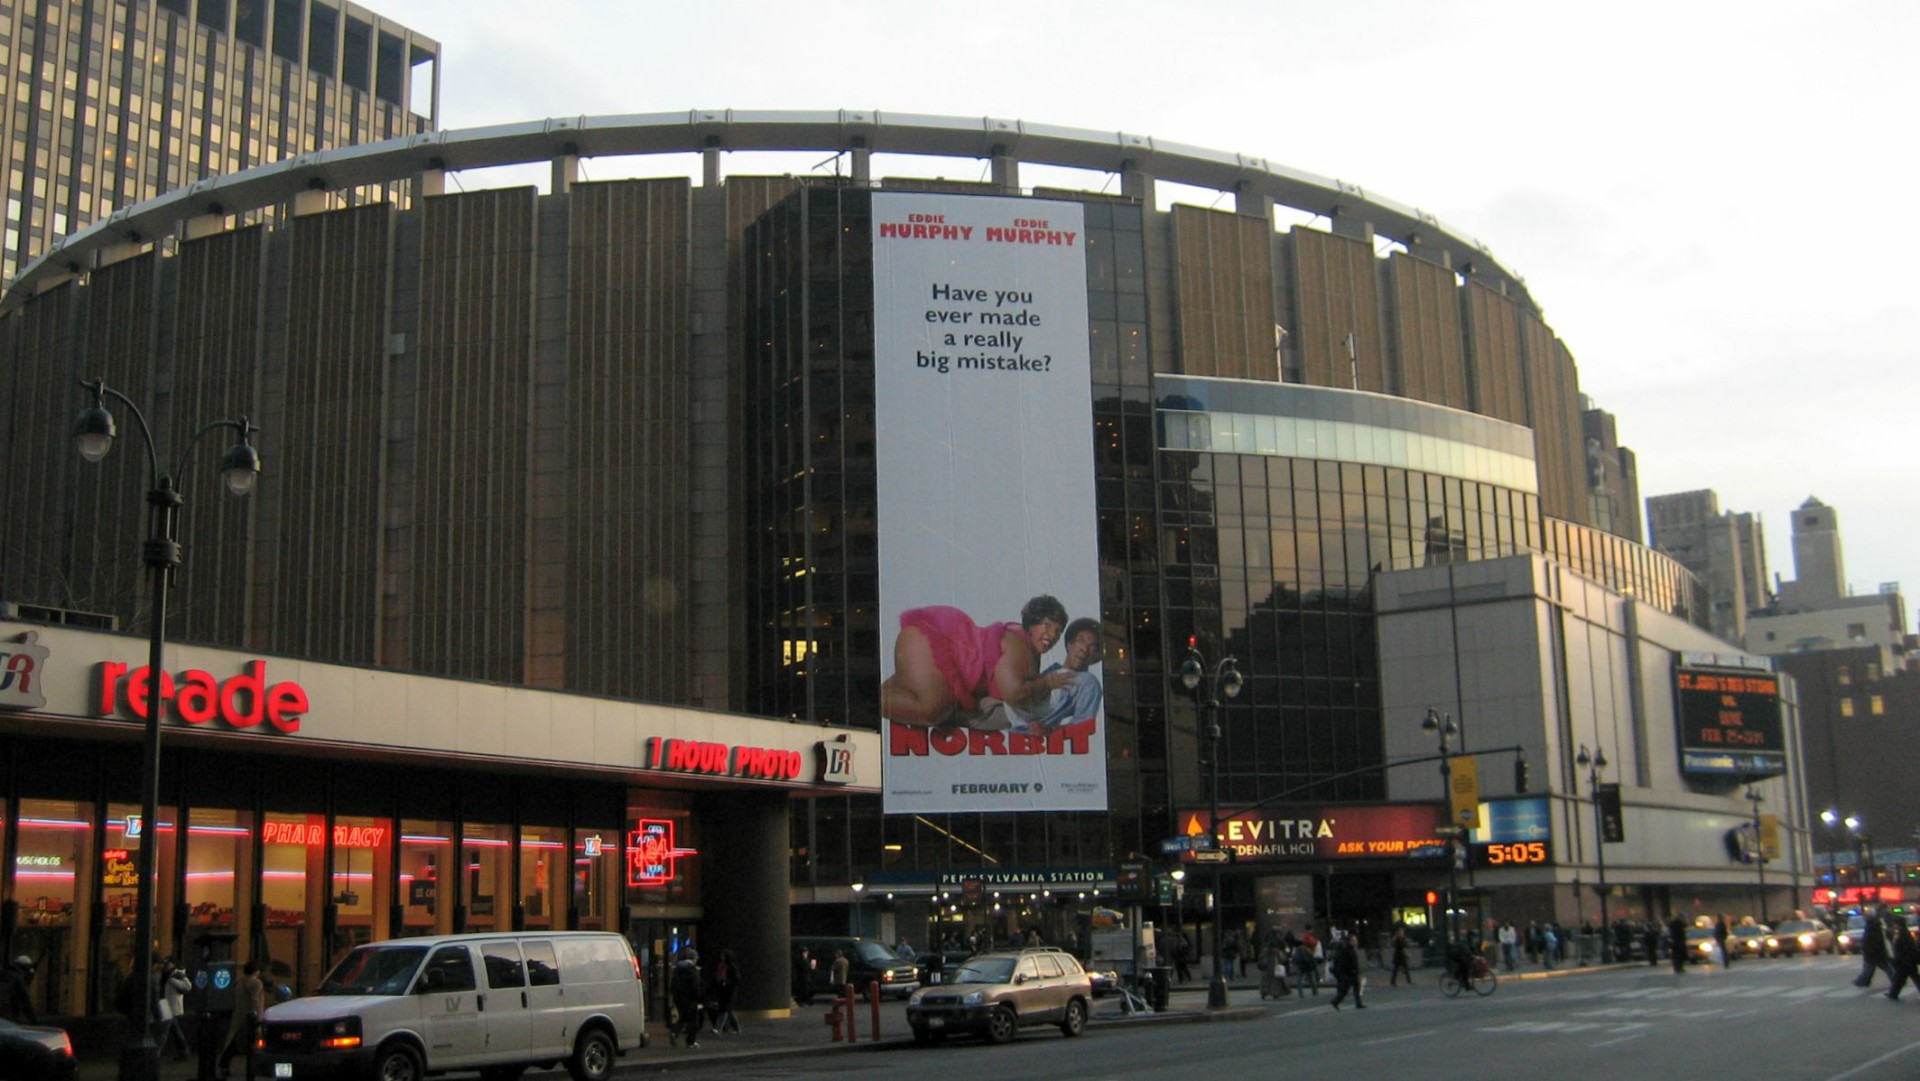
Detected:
[117,1037,160,1081]
[1206,973,1230,1009]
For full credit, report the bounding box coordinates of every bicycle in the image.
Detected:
[1441,953,1498,997]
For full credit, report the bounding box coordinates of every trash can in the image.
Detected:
[1142,965,1171,1011]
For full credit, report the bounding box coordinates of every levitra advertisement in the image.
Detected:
[872,192,1104,814]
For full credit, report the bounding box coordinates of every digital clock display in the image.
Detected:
[1470,841,1549,868]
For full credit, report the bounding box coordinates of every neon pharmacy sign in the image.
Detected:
[261,822,389,848]
[644,737,804,781]
[627,819,697,886]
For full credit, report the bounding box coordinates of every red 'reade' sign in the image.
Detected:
[95,659,308,733]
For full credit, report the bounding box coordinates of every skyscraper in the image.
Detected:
[1781,496,1846,608]
[0,0,439,284]
[1646,488,1768,644]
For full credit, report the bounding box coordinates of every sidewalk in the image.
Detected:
[77,963,1624,1079]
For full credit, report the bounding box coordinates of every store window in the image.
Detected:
[519,826,565,930]
[184,808,253,936]
[627,792,698,907]
[97,800,178,1014]
[570,826,620,930]
[330,816,390,970]
[397,819,453,938]
[13,799,93,1016]
[461,822,509,932]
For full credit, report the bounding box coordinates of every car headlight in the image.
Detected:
[962,991,986,1006]
[1799,935,1815,947]
[1766,938,1780,948]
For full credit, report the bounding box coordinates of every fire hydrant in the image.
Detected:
[824,1001,844,1042]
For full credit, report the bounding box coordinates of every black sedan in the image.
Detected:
[0,1018,77,1081]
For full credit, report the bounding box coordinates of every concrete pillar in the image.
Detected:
[990,146,1019,194]
[292,189,331,217]
[850,146,871,185]
[1236,182,1273,221]
[552,154,579,195]
[698,790,794,1015]
[703,138,722,188]
[1120,161,1155,206]
[1330,209,1374,243]
[413,169,445,199]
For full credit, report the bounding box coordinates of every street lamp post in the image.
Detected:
[74,377,260,1081]
[1170,868,1187,959]
[1179,645,1243,1010]
[1422,708,1462,963]
[850,882,865,937]
[1745,788,1768,924]
[1820,809,1862,887]
[1576,745,1613,963]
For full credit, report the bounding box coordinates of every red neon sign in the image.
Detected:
[261,822,389,848]
[95,660,308,733]
[644,737,802,781]
[1814,886,1906,906]
[626,819,696,886]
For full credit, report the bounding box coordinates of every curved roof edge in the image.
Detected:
[3,108,1530,314]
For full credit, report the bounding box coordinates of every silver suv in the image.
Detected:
[905,947,1092,1044]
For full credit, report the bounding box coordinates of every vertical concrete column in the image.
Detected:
[413,169,446,199]
[703,137,722,187]
[698,790,794,1014]
[1120,160,1155,207]
[1330,209,1375,243]
[990,146,1019,194]
[1235,182,1273,221]
[850,142,871,185]
[552,154,579,195]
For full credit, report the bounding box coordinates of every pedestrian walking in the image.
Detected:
[1389,924,1414,986]
[1668,914,1689,974]
[1856,906,1894,988]
[829,948,851,994]
[710,949,742,1034]
[1257,934,1289,1000]
[1293,932,1319,996]
[155,957,193,1061]
[216,960,266,1079]
[1330,932,1366,1010]
[1222,930,1242,979]
[1169,930,1192,983]
[0,955,36,1024]
[1714,915,1732,968]
[1541,923,1558,969]
[1643,921,1663,967]
[1884,918,1917,1000]
[669,948,703,1048]
[1498,921,1519,971]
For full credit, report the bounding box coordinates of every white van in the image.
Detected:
[257,931,646,1081]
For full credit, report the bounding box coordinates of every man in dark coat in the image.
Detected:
[1668,915,1690,974]
[0,955,35,1023]
[669,949,703,1048]
[1884,917,1918,1000]
[1856,907,1894,988]
[1329,933,1365,1010]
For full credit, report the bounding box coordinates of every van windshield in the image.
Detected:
[854,942,898,966]
[317,945,429,996]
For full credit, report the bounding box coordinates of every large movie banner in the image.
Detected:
[873,192,1104,814]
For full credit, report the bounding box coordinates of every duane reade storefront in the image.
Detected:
[0,618,876,1023]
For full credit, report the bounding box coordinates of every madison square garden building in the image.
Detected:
[0,112,1812,1020]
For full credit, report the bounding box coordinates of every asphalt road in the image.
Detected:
[696,956,1920,1081]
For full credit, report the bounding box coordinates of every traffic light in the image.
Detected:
[1514,758,1530,793]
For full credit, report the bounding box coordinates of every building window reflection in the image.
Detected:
[461,822,508,932]
[398,820,452,938]
[14,799,92,1016]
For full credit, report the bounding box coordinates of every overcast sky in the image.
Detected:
[372,0,1918,622]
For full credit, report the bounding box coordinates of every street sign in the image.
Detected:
[1191,850,1231,864]
[1158,834,1217,856]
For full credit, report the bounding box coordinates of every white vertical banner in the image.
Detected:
[872,192,1105,814]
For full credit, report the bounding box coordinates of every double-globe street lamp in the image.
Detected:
[1178,646,1242,1010]
[1820,809,1869,885]
[1575,744,1613,963]
[75,378,260,1081]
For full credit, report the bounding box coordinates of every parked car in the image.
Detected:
[905,947,1092,1044]
[0,1018,77,1081]
[1729,924,1772,959]
[913,949,974,987]
[792,936,922,1002]
[258,931,645,1081]
[1087,966,1120,997]
[1837,915,1870,954]
[1767,919,1837,956]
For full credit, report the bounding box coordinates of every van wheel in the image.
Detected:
[986,1005,1017,1044]
[567,1028,615,1081]
[1059,997,1086,1037]
[374,1044,423,1081]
